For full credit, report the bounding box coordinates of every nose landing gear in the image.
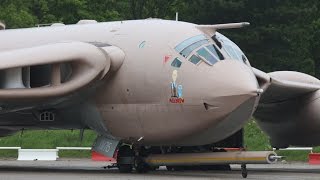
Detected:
[116,145,151,173]
[116,145,134,173]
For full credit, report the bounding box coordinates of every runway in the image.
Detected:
[0,159,319,180]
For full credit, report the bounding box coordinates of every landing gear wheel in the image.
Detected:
[117,145,134,173]
[134,156,150,173]
[241,164,247,178]
[118,163,133,173]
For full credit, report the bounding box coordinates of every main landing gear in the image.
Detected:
[116,145,152,173]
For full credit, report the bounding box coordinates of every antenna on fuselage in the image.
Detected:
[175,12,179,21]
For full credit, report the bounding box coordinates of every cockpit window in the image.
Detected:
[215,32,248,63]
[171,58,182,68]
[189,55,201,65]
[180,39,209,57]
[196,48,218,65]
[175,35,207,52]
[206,45,225,60]
[224,44,240,60]
[175,35,210,58]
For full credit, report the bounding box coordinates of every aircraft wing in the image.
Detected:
[253,68,320,147]
[253,68,320,104]
[0,42,123,101]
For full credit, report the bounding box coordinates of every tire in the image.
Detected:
[117,145,134,173]
[118,164,133,173]
[134,157,150,173]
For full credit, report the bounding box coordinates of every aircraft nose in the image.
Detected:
[164,60,262,145]
[212,60,259,96]
[203,60,260,111]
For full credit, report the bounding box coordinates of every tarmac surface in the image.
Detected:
[0,159,318,180]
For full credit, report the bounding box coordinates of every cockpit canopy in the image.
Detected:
[173,33,248,67]
[174,35,224,66]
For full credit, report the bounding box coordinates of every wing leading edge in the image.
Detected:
[253,68,320,104]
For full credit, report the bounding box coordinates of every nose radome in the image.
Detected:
[209,60,259,97]
[203,60,260,112]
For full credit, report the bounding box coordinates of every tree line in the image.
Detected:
[1,0,320,76]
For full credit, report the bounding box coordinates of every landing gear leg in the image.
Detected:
[241,164,247,178]
[117,145,134,173]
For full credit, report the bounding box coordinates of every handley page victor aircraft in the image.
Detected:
[0,19,319,172]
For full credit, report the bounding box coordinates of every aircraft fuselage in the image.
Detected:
[0,20,260,146]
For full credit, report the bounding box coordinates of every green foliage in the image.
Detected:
[0,130,97,158]
[245,119,320,162]
[244,120,271,151]
[0,0,319,76]
[0,2,36,28]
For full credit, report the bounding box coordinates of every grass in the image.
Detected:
[244,119,320,162]
[244,120,272,151]
[0,130,97,158]
[0,119,317,161]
